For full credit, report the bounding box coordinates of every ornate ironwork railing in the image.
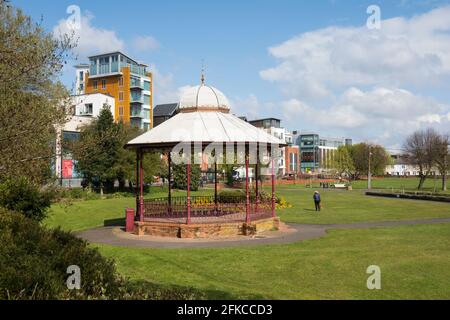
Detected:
[142,195,273,223]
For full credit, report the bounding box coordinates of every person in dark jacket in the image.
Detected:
[313,191,321,212]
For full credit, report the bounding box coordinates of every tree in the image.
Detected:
[0,1,74,184]
[332,145,355,179]
[111,122,167,190]
[172,163,201,191]
[404,128,439,190]
[346,143,391,180]
[433,134,449,191]
[112,122,142,190]
[70,107,121,195]
[68,110,167,193]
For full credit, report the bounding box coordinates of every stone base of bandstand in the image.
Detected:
[133,217,280,239]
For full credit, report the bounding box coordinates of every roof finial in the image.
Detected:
[201,59,205,85]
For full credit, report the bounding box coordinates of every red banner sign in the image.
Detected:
[62,160,73,178]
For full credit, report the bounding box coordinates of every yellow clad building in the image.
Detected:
[75,51,153,130]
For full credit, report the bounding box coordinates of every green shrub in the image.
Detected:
[0,177,53,222]
[0,208,122,299]
[0,208,206,300]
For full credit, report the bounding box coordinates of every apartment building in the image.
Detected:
[293,132,352,173]
[74,51,153,130]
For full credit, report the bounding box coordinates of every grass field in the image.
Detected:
[46,183,450,231]
[96,223,450,299]
[44,177,450,299]
[272,188,450,224]
[297,176,449,193]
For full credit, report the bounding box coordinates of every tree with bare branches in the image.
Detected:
[433,134,449,191]
[403,128,440,190]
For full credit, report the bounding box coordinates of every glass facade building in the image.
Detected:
[296,133,351,173]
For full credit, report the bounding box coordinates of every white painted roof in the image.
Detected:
[179,84,230,110]
[126,111,285,147]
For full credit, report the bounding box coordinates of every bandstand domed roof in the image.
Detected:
[125,77,285,149]
[179,84,230,111]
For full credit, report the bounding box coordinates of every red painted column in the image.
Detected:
[271,157,276,218]
[255,162,259,214]
[214,162,218,212]
[186,163,191,225]
[135,151,139,219]
[168,151,172,214]
[139,151,144,222]
[245,152,250,224]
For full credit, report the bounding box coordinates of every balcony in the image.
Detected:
[130,93,143,104]
[130,79,143,90]
[130,106,143,118]
[89,62,122,78]
[130,64,147,76]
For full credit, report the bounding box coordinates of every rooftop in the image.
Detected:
[87,51,147,66]
[153,103,179,117]
[248,117,281,122]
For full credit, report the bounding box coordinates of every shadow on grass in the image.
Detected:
[126,280,266,300]
[104,218,125,227]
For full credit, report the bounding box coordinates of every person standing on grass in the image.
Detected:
[313,191,321,212]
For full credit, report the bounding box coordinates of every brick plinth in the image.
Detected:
[134,217,280,239]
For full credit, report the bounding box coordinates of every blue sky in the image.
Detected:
[13,0,450,147]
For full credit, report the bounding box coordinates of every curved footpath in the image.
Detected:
[76,217,450,249]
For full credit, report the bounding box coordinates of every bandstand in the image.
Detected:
[125,77,285,238]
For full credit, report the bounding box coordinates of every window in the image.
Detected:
[111,55,118,72]
[79,71,84,80]
[93,80,98,90]
[101,79,106,89]
[119,77,123,86]
[144,95,150,105]
[119,92,123,101]
[144,80,150,91]
[119,106,124,116]
[83,103,93,115]
[79,83,84,91]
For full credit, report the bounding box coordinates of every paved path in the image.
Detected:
[76,217,450,249]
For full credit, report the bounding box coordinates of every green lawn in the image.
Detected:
[293,177,449,193]
[45,180,450,300]
[46,186,450,231]
[350,177,449,192]
[96,223,450,299]
[275,189,450,224]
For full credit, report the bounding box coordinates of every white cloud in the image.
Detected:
[260,6,450,100]
[260,5,450,146]
[281,87,450,145]
[53,12,124,57]
[149,65,196,106]
[132,36,160,52]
